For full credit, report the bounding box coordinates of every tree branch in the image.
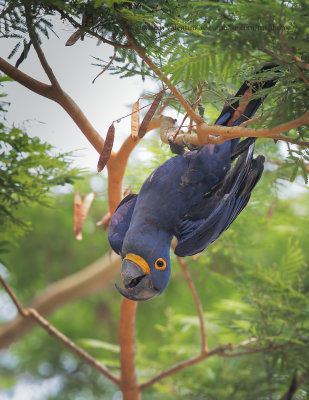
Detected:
[0,252,121,349]
[119,299,141,400]
[56,8,132,50]
[0,57,105,153]
[0,275,121,387]
[122,25,203,125]
[278,33,309,70]
[260,46,309,86]
[107,115,162,214]
[23,2,60,88]
[271,134,309,149]
[140,338,290,391]
[118,29,309,145]
[0,56,55,99]
[195,110,309,141]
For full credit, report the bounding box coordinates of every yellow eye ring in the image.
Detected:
[155,258,166,270]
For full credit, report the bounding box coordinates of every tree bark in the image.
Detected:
[119,299,141,400]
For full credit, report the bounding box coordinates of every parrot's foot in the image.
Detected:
[182,135,201,151]
[168,138,185,155]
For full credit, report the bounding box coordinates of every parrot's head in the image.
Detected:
[115,235,171,301]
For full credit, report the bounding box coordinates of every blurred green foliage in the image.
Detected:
[0,123,79,256]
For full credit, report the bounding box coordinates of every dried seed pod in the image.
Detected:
[138,90,164,139]
[80,192,95,223]
[74,192,82,239]
[65,32,82,46]
[131,100,140,141]
[97,123,115,172]
[92,51,116,84]
[74,192,95,240]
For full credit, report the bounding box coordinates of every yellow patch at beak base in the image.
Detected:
[124,253,150,275]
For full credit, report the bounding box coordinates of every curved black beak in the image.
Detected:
[115,259,160,301]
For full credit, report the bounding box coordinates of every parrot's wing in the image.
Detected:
[174,144,264,257]
[108,194,138,255]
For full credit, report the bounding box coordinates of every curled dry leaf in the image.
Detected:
[74,192,95,240]
[131,100,140,141]
[74,192,83,240]
[138,90,164,139]
[15,41,32,68]
[97,123,115,172]
[267,199,277,219]
[192,252,202,261]
[96,210,111,230]
[123,187,132,198]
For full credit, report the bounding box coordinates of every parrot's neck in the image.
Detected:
[122,222,173,260]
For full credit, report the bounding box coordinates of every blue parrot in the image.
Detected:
[108,68,277,301]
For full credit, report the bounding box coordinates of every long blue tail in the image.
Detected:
[214,64,278,154]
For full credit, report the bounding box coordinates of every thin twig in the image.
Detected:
[0,275,121,387]
[260,46,309,86]
[187,97,201,134]
[177,257,208,353]
[278,33,309,70]
[122,24,203,126]
[0,275,27,317]
[240,115,263,127]
[271,134,309,149]
[57,8,132,50]
[24,3,60,88]
[139,338,289,391]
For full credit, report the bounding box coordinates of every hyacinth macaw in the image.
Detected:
[108,67,277,301]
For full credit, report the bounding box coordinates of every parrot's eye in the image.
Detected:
[155,258,166,270]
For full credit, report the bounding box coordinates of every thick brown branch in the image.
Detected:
[0,275,120,386]
[56,91,105,154]
[195,110,309,141]
[160,111,309,147]
[0,56,55,98]
[107,115,162,214]
[119,299,141,400]
[0,252,121,349]
[0,57,105,154]
[177,257,207,353]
